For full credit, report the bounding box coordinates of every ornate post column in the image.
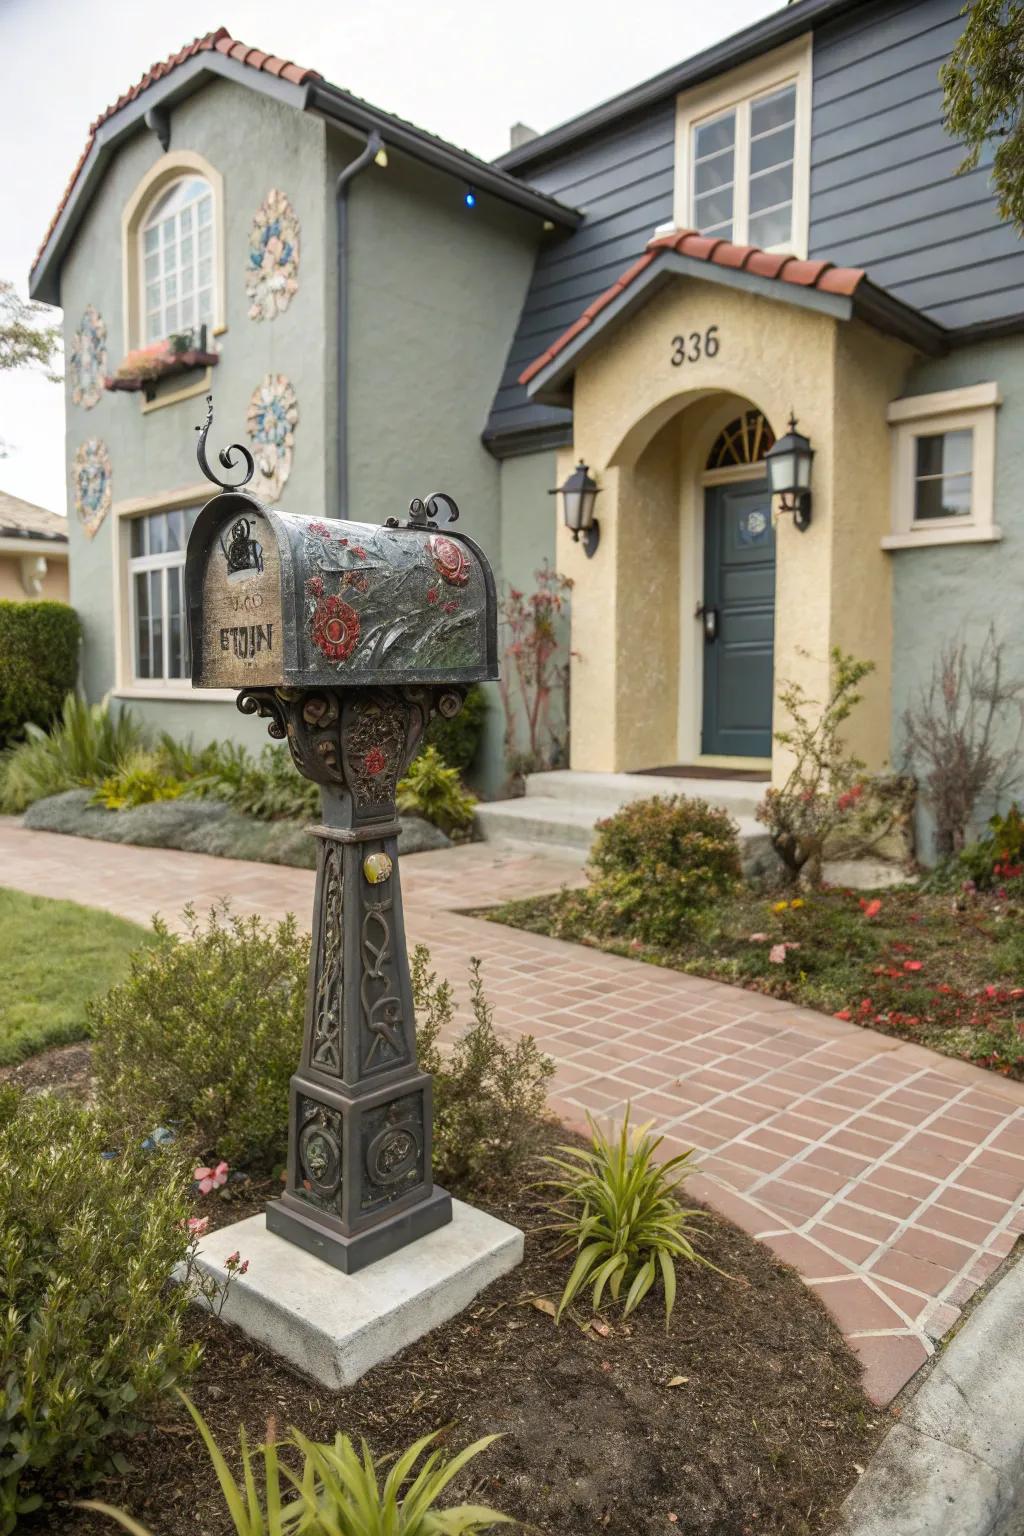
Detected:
[239,683,462,1273]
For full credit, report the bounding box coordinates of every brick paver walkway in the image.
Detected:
[3,818,1023,1405]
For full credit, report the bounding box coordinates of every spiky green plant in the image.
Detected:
[81,1395,512,1534]
[0,692,146,812]
[542,1109,714,1326]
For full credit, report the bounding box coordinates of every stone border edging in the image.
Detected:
[836,1249,1024,1536]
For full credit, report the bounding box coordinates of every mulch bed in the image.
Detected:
[58,1122,885,1536]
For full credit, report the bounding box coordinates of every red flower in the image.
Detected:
[305,575,324,598]
[428,534,471,588]
[834,1009,852,1021]
[427,588,440,605]
[308,521,332,538]
[903,960,923,972]
[311,594,360,661]
[443,601,458,614]
[860,898,882,919]
[363,747,387,777]
[353,545,367,560]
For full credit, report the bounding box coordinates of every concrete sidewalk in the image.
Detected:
[2,817,1022,1406]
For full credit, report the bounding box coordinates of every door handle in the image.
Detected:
[696,603,718,642]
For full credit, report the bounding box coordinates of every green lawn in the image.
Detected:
[0,888,151,1065]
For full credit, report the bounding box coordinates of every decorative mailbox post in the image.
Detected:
[185,400,497,1275]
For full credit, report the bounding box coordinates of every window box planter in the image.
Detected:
[105,328,217,400]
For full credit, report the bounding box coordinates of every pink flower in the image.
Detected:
[239,1260,250,1276]
[187,1216,210,1236]
[225,1250,240,1266]
[194,1160,229,1194]
[769,943,788,965]
[903,960,923,972]
[860,898,882,919]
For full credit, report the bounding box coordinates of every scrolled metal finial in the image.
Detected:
[195,394,256,491]
[385,491,460,532]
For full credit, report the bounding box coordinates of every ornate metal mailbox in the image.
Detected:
[185,400,497,1273]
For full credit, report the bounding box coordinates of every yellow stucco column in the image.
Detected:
[557,274,916,780]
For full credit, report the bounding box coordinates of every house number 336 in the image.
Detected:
[670,326,720,366]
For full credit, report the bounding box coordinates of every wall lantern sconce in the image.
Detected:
[551,460,601,557]
[766,412,814,531]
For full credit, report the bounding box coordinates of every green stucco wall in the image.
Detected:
[891,336,1024,857]
[61,77,330,746]
[338,132,545,793]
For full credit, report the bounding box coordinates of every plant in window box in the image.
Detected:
[104,325,217,398]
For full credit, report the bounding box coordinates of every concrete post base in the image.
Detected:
[188,1199,524,1388]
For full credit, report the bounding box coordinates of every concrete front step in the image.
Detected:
[525,769,767,821]
[475,786,771,870]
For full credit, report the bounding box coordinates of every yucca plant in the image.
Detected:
[542,1109,715,1326]
[81,1394,512,1534]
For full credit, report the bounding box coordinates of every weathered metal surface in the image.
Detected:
[188,499,497,691]
[184,400,498,1273]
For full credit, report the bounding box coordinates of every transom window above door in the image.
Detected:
[141,177,216,343]
[675,37,811,257]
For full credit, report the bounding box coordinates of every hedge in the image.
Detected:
[0,601,81,746]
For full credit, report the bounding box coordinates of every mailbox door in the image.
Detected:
[190,497,287,688]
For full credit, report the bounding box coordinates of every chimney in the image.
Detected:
[509,122,538,150]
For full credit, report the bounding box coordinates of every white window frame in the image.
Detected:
[110,485,236,703]
[673,36,812,258]
[884,383,1002,550]
[140,176,217,346]
[127,510,195,689]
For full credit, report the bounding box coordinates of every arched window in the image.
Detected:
[706,410,775,470]
[140,176,216,343]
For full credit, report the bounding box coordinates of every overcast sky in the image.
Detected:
[1,0,778,515]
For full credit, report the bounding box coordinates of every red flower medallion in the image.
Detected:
[305,575,324,598]
[363,746,388,777]
[428,534,470,588]
[311,594,360,662]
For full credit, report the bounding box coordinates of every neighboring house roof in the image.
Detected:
[30,27,580,305]
[0,489,69,545]
[519,228,946,404]
[494,0,857,174]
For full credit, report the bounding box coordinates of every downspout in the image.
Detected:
[335,128,385,517]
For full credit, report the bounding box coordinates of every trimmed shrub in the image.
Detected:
[91,905,309,1169]
[0,601,81,747]
[0,1086,199,1528]
[423,682,488,772]
[582,794,742,947]
[397,745,476,835]
[412,945,553,1188]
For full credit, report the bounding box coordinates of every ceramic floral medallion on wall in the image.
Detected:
[69,306,107,409]
[246,189,300,321]
[73,438,112,538]
[247,374,298,502]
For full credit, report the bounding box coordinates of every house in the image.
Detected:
[30,0,1024,847]
[0,490,69,602]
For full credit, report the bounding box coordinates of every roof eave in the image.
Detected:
[523,252,856,404]
[308,83,580,228]
[30,52,313,305]
[494,0,854,172]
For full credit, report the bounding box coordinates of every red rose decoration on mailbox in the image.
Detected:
[311,594,360,662]
[428,534,470,588]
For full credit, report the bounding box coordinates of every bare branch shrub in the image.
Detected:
[902,626,1024,858]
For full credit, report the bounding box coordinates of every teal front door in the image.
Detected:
[701,478,775,757]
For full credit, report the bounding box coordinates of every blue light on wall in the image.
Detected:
[464,189,476,208]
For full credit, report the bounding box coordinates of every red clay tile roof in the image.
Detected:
[31,28,321,275]
[519,228,867,387]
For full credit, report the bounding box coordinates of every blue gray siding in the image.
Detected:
[484,104,675,451]
[809,0,1024,331]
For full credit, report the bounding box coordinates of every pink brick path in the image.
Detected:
[3,819,1023,1405]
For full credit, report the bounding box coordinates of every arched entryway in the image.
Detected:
[625,391,779,770]
[697,406,777,761]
